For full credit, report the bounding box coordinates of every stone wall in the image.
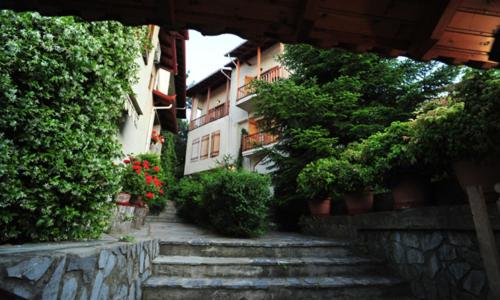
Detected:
[0,238,159,300]
[300,205,500,300]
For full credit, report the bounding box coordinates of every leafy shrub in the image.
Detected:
[160,131,177,198]
[174,174,209,223]
[0,11,142,243]
[122,154,167,213]
[297,157,372,200]
[204,170,271,237]
[414,70,500,164]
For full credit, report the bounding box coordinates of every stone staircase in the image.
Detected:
[145,201,184,224]
[142,236,415,299]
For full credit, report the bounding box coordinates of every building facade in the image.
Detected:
[118,26,187,157]
[184,41,287,175]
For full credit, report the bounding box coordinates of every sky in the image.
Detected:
[186,30,245,85]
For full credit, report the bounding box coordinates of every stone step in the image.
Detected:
[152,255,385,278]
[146,219,184,224]
[159,240,352,258]
[142,276,412,300]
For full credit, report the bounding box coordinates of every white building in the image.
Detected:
[184,41,287,175]
[118,26,187,156]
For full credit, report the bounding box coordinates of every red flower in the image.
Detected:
[123,159,130,164]
[153,166,160,172]
[135,170,141,175]
[133,161,141,166]
[159,189,164,194]
[153,176,161,187]
[145,175,153,185]
[145,192,154,199]
[132,165,141,170]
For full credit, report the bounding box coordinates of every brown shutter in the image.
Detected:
[191,138,200,161]
[200,135,209,159]
[211,131,221,157]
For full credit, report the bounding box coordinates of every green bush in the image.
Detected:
[160,131,177,198]
[174,174,208,223]
[204,170,271,237]
[0,11,142,243]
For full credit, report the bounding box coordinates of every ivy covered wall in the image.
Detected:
[0,11,143,243]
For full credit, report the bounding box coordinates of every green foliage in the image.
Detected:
[253,44,458,228]
[413,69,500,163]
[297,157,372,200]
[0,11,143,243]
[174,120,189,179]
[121,154,167,213]
[204,170,271,237]
[174,169,272,237]
[160,131,177,197]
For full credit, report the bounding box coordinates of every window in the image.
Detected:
[200,135,210,160]
[191,138,200,161]
[211,131,220,157]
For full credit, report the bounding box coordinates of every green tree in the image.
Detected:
[0,11,143,242]
[254,44,459,228]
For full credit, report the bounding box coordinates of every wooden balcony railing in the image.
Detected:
[189,102,229,130]
[237,66,284,100]
[242,131,279,152]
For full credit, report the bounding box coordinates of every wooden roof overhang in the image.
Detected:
[158,29,188,119]
[187,69,232,98]
[153,89,178,133]
[1,0,498,68]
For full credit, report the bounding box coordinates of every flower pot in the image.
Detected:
[373,192,394,212]
[308,197,331,217]
[116,192,131,203]
[344,190,374,215]
[453,159,500,202]
[392,176,429,210]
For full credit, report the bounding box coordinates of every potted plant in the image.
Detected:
[121,154,167,215]
[414,70,500,200]
[297,158,336,217]
[359,121,430,210]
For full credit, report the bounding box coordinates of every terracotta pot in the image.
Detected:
[308,197,331,217]
[392,177,429,210]
[344,190,374,215]
[116,192,131,203]
[453,159,500,202]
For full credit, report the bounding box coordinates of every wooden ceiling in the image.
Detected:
[2,0,499,68]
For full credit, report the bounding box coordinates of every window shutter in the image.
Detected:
[211,131,220,157]
[191,138,200,161]
[200,135,210,159]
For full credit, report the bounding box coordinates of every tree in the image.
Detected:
[254,44,459,229]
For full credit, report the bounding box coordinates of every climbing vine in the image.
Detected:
[0,10,143,242]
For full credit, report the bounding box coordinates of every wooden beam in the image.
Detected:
[465,186,500,299]
[257,46,261,79]
[408,0,463,60]
[295,0,320,41]
[205,87,211,112]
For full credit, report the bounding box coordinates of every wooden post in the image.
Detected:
[236,60,241,98]
[205,87,211,113]
[257,46,261,79]
[466,185,500,299]
[190,97,198,121]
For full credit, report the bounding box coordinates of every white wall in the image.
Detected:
[184,115,231,175]
[117,26,172,158]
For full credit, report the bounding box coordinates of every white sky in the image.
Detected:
[186,30,245,85]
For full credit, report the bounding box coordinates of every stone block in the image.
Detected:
[402,233,421,249]
[438,244,457,261]
[425,254,440,279]
[67,255,97,283]
[61,275,78,300]
[448,232,474,248]
[7,256,53,281]
[448,262,470,281]
[90,270,104,300]
[103,254,117,278]
[98,250,110,269]
[463,270,486,296]
[42,257,66,300]
[391,243,407,264]
[407,248,425,264]
[420,233,444,252]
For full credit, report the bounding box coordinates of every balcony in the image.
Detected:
[236,66,284,112]
[242,131,279,153]
[189,102,229,130]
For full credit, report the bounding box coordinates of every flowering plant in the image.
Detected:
[151,130,165,144]
[121,154,166,207]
